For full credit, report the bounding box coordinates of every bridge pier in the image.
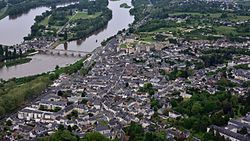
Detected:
[37,49,89,58]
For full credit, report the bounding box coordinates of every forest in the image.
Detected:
[39,130,114,141]
[0,45,23,62]
[171,90,250,133]
[0,1,6,9]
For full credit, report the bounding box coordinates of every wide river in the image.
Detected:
[0,0,134,80]
[57,0,134,52]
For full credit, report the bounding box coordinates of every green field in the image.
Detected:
[139,33,155,42]
[71,12,101,20]
[169,12,222,19]
[169,12,250,22]
[39,16,50,26]
[120,43,127,48]
[228,15,250,22]
[152,27,184,33]
[215,26,237,36]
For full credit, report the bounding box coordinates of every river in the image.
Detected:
[0,2,79,46]
[0,7,50,46]
[0,0,134,80]
[57,0,134,52]
[0,55,79,80]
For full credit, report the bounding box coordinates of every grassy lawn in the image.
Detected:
[51,26,61,30]
[228,15,250,22]
[71,12,101,20]
[120,43,127,48]
[51,40,65,48]
[152,27,183,33]
[39,16,50,26]
[140,34,154,42]
[209,13,222,18]
[169,12,203,16]
[215,26,236,36]
[169,12,221,19]
[218,13,250,22]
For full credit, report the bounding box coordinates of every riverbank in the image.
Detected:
[0,1,80,45]
[3,58,32,68]
[0,55,89,119]
[56,0,134,52]
[0,47,38,69]
[28,0,112,43]
[0,0,134,80]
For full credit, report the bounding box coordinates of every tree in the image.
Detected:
[150,98,161,111]
[82,132,111,141]
[220,13,228,18]
[19,48,22,57]
[139,82,156,95]
[67,125,72,132]
[71,110,78,118]
[39,130,78,141]
[81,91,87,97]
[238,127,247,135]
[6,120,12,126]
[144,132,165,141]
[81,99,88,104]
[55,65,59,70]
[125,122,144,141]
[13,48,17,58]
[57,90,63,96]
[64,31,68,40]
[4,47,8,58]
[72,125,78,131]
[222,100,233,115]
[58,124,65,131]
[0,45,3,56]
[191,102,203,115]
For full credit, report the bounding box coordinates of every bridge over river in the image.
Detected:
[37,49,91,57]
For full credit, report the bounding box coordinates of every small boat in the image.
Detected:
[96,40,98,42]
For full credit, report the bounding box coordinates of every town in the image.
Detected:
[2,28,250,140]
[1,0,250,140]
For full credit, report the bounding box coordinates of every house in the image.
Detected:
[93,99,101,109]
[242,115,250,124]
[180,92,192,99]
[18,107,54,121]
[169,111,182,119]
[207,125,250,141]
[67,96,82,103]
[96,125,111,135]
[228,119,250,133]
[39,100,67,110]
